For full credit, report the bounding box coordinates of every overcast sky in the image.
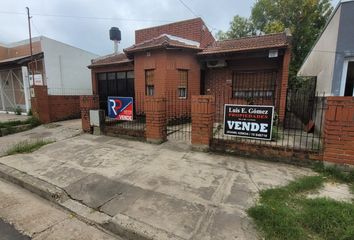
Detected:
[0,0,340,56]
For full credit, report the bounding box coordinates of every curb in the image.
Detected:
[0,162,184,240]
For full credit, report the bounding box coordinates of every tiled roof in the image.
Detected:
[124,34,202,54]
[199,33,289,55]
[88,53,132,68]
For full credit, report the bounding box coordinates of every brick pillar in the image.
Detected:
[31,85,51,123]
[80,95,99,132]
[191,95,215,150]
[279,48,291,123]
[145,97,167,143]
[323,97,354,165]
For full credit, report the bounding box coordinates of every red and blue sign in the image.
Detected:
[108,97,134,121]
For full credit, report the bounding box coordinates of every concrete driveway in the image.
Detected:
[0,133,314,240]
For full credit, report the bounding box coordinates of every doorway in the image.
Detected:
[97,71,135,113]
[344,62,354,96]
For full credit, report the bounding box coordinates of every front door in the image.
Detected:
[344,62,354,96]
[97,71,134,114]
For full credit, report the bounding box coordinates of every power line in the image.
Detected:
[177,0,199,17]
[0,11,174,23]
[31,18,41,35]
[176,0,217,34]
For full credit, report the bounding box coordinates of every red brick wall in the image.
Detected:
[8,41,42,59]
[323,97,354,165]
[48,95,80,122]
[134,49,200,118]
[31,86,81,123]
[135,18,215,48]
[0,46,7,60]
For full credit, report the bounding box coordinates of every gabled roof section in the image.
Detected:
[199,32,290,56]
[88,53,132,68]
[124,34,202,54]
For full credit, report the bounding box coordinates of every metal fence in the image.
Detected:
[165,91,192,143]
[101,92,146,134]
[47,88,92,96]
[212,89,326,152]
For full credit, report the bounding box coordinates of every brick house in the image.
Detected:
[89,18,291,122]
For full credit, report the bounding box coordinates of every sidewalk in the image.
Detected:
[0,179,120,240]
[0,133,314,240]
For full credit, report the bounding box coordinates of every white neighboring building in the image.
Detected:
[0,36,98,113]
[298,0,354,96]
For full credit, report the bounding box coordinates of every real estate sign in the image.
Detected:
[224,104,274,140]
[108,97,134,121]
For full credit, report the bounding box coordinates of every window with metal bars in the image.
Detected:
[232,71,278,101]
[178,69,188,98]
[145,69,155,96]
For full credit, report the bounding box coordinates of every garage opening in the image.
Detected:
[97,71,134,113]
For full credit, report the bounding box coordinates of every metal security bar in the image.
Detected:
[102,92,146,134]
[165,91,192,143]
[212,87,325,152]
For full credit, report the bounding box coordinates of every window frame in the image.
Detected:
[177,69,188,99]
[145,69,155,96]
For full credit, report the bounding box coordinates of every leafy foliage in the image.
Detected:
[216,15,256,40]
[217,0,333,87]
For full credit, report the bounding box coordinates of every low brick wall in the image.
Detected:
[31,86,81,123]
[211,139,322,165]
[48,95,80,122]
[323,97,354,165]
[103,125,145,140]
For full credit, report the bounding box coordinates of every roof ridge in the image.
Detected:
[216,32,286,43]
[128,34,169,49]
[92,52,126,63]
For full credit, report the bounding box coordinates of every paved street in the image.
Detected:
[0,218,30,240]
[0,179,121,240]
[0,124,315,240]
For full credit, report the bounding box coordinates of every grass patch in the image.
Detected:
[248,174,354,240]
[6,139,54,155]
[0,116,40,129]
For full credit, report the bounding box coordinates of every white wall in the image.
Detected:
[298,5,342,95]
[41,37,98,95]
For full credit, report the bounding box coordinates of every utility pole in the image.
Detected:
[26,7,35,86]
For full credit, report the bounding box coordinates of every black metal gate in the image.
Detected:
[165,91,192,143]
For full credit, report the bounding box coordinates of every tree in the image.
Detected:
[216,15,256,40]
[217,0,333,87]
[251,0,333,84]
